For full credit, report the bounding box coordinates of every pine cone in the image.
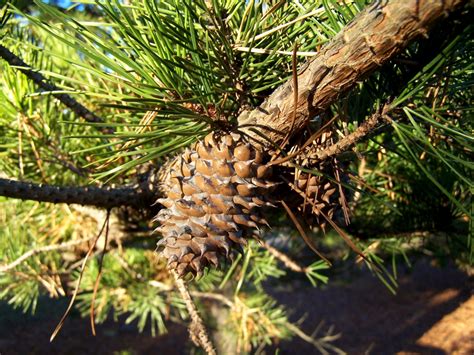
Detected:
[294,130,350,230]
[295,171,339,229]
[154,132,275,277]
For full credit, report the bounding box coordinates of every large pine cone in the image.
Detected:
[154,132,275,277]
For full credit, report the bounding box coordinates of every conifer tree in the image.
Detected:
[0,0,472,353]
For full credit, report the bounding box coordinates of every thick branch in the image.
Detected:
[0,44,106,127]
[0,178,156,209]
[238,0,467,146]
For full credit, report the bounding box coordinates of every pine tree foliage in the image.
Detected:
[5,0,368,180]
[0,0,472,353]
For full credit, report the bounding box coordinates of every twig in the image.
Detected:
[171,270,217,355]
[189,291,234,308]
[0,178,157,209]
[260,240,308,273]
[270,109,387,168]
[310,110,387,162]
[0,235,96,272]
[149,280,234,308]
[286,323,345,355]
[0,44,109,131]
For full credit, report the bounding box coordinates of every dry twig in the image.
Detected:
[0,235,97,272]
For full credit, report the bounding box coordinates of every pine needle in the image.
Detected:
[90,209,111,336]
[333,158,350,225]
[281,200,331,265]
[50,210,110,342]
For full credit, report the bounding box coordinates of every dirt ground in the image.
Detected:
[272,261,473,354]
[0,260,471,354]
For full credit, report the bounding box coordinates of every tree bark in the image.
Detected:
[238,0,467,147]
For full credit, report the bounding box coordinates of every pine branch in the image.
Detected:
[1,0,467,216]
[0,44,109,130]
[0,178,157,209]
[172,270,217,355]
[238,0,468,146]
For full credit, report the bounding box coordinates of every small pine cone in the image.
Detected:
[295,171,340,229]
[294,130,350,229]
[154,132,275,277]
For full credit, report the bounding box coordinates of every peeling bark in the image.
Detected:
[238,0,467,147]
